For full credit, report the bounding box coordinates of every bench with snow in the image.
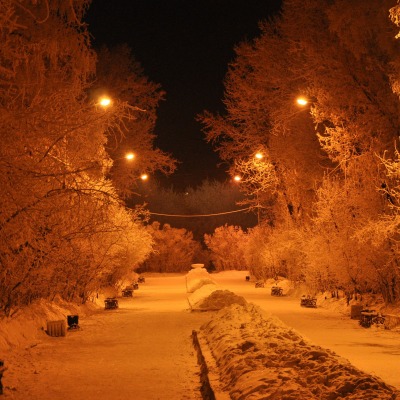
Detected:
[300,295,317,308]
[255,281,265,288]
[359,309,385,328]
[104,297,119,309]
[271,286,283,296]
[122,287,134,297]
[138,276,145,283]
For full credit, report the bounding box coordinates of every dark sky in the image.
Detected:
[85,0,282,190]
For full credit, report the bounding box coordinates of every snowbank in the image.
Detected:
[185,267,216,293]
[190,289,248,310]
[187,283,219,308]
[186,267,248,310]
[200,303,400,399]
[0,296,99,351]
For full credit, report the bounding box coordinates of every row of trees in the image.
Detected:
[199,0,400,303]
[0,0,174,314]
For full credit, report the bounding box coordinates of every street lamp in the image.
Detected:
[125,152,135,161]
[234,175,242,182]
[140,173,148,181]
[99,96,112,108]
[255,152,264,160]
[296,97,308,106]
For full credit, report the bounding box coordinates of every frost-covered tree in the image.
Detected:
[139,222,201,273]
[0,0,155,313]
[353,150,400,303]
[200,6,328,226]
[200,0,400,303]
[94,45,176,198]
[130,179,257,241]
[204,225,248,271]
[244,225,305,282]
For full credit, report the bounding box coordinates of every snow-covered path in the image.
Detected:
[211,271,400,390]
[3,275,209,400]
[2,271,399,399]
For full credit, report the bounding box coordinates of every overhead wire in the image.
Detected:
[148,207,253,218]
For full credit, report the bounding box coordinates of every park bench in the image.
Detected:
[300,295,317,308]
[271,286,283,296]
[104,297,119,309]
[138,276,145,283]
[359,309,385,328]
[122,287,134,297]
[255,281,265,288]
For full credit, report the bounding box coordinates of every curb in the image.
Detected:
[192,330,231,400]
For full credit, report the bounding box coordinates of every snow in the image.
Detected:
[185,266,216,293]
[1,270,400,399]
[200,303,398,399]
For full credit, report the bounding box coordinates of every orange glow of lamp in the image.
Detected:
[296,97,308,106]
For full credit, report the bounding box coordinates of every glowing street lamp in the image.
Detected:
[99,96,112,108]
[234,175,242,182]
[296,97,308,106]
[140,173,148,181]
[125,152,135,161]
[255,152,264,160]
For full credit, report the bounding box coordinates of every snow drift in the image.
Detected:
[186,267,247,310]
[200,303,400,399]
[185,267,216,293]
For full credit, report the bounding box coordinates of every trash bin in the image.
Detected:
[46,320,66,337]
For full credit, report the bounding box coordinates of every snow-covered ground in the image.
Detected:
[0,270,399,399]
[209,271,400,391]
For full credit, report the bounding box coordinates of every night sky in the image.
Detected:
[85,0,282,190]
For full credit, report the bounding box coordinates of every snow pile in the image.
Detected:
[186,268,247,310]
[185,266,216,293]
[187,283,219,308]
[0,296,98,351]
[200,303,400,399]
[191,289,248,310]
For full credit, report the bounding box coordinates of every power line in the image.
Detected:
[148,207,252,218]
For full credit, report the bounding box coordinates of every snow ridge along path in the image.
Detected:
[200,302,400,399]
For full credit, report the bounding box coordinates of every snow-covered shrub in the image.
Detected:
[204,224,249,271]
[139,222,202,273]
[244,225,304,283]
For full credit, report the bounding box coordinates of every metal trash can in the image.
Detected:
[46,320,66,337]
